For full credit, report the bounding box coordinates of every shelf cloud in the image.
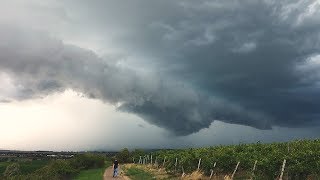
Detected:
[1,0,320,136]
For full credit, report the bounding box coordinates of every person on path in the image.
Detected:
[113,159,119,177]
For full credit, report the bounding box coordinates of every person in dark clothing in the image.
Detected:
[113,159,119,177]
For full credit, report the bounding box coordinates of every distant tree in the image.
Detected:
[70,154,105,170]
[3,163,20,177]
[116,148,130,163]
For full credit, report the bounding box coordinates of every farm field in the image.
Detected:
[130,139,320,179]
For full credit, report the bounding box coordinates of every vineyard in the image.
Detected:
[132,139,320,179]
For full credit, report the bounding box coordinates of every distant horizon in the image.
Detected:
[1,137,319,152]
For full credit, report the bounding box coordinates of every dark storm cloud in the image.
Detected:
[1,0,320,135]
[113,0,320,129]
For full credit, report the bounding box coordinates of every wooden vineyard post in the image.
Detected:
[148,155,150,164]
[158,157,166,172]
[250,160,257,179]
[279,159,286,180]
[174,158,178,172]
[210,169,214,179]
[209,162,216,179]
[151,155,153,164]
[146,155,149,164]
[231,161,240,179]
[154,157,158,167]
[197,158,201,171]
[181,166,186,177]
[286,143,290,178]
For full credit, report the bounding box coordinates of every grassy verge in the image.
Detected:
[74,167,106,180]
[73,161,112,180]
[125,166,154,180]
[123,164,178,180]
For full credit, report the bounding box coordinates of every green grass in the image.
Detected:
[73,161,112,180]
[125,167,155,180]
[74,167,105,180]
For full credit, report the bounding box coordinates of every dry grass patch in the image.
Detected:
[123,164,177,179]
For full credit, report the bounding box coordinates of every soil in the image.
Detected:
[103,166,130,180]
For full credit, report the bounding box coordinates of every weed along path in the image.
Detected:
[103,166,130,180]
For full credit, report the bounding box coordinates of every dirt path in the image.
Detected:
[103,166,130,180]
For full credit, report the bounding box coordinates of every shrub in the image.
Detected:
[30,160,78,180]
[116,148,130,163]
[69,154,105,170]
[3,163,20,177]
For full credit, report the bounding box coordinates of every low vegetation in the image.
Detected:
[0,154,107,180]
[0,159,50,180]
[0,160,49,176]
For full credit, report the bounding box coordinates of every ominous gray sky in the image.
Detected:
[1,0,320,151]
